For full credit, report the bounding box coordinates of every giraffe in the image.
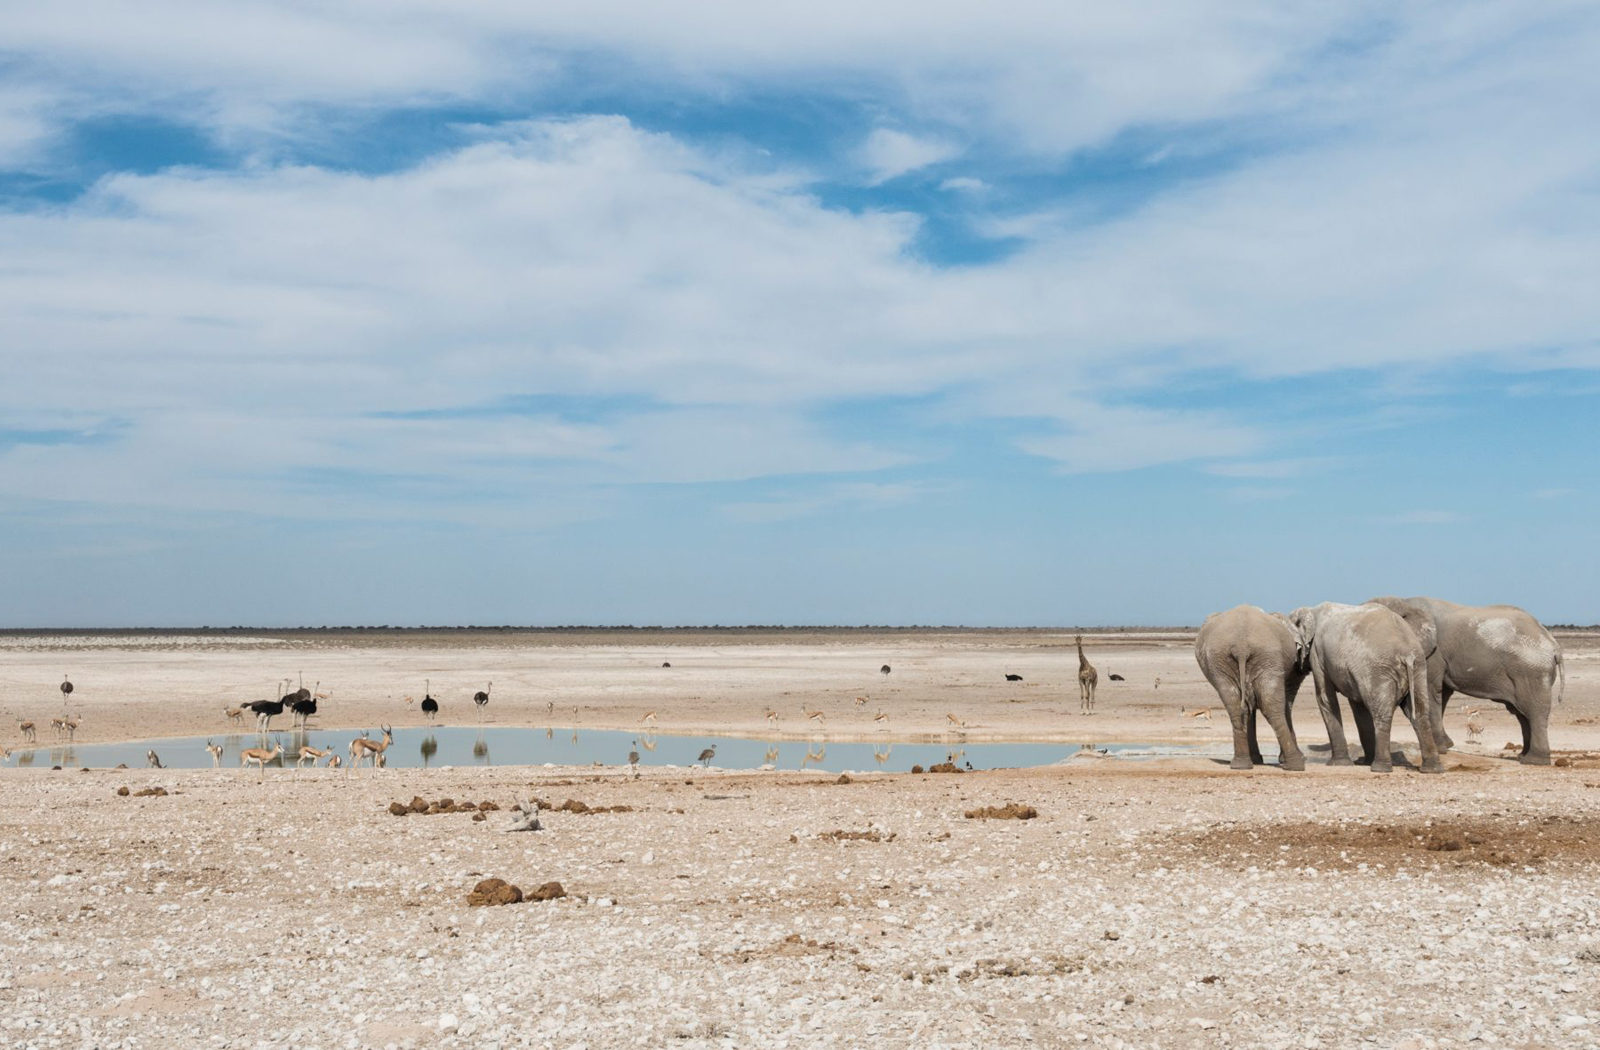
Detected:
[1076,633,1098,714]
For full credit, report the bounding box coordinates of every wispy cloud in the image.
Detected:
[858,128,959,184]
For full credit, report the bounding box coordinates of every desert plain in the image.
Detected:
[3,627,1600,1049]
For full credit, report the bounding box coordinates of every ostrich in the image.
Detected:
[880,665,891,676]
[248,682,288,733]
[289,682,320,728]
[473,682,491,722]
[628,741,640,779]
[697,746,716,767]
[60,675,73,709]
[1108,674,1125,682]
[420,680,439,722]
[1005,674,1023,682]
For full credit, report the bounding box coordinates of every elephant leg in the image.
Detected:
[1222,680,1253,771]
[1258,680,1305,772]
[1315,675,1353,766]
[1351,701,1377,766]
[1367,699,1395,774]
[1435,682,1455,751]
[1246,700,1264,766]
[1512,693,1552,765]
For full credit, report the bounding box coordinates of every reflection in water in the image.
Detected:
[21,728,1208,773]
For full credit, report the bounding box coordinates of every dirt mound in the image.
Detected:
[528,881,567,901]
[819,829,895,842]
[467,878,523,907]
[1174,814,1600,870]
[389,797,490,817]
[965,803,1037,820]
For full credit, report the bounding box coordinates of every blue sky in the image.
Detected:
[1,2,1596,626]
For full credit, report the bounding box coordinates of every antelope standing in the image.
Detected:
[241,742,284,780]
[946,713,966,729]
[640,711,658,727]
[348,725,394,773]
[854,696,869,707]
[803,707,826,727]
[17,719,36,742]
[297,743,334,770]
[205,741,224,768]
[764,708,779,728]
[224,705,244,725]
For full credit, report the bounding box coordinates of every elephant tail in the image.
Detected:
[1234,652,1252,711]
[1554,646,1566,704]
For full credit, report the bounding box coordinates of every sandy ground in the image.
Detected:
[4,630,1600,1048]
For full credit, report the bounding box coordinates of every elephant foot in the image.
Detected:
[1280,755,1306,772]
[1229,756,1254,771]
[1420,761,1445,775]
[1518,752,1552,766]
[1353,755,1373,766]
[1369,763,1393,774]
[1327,756,1354,767]
[1438,734,1455,751]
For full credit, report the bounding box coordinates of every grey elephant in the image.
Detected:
[1367,596,1565,765]
[1194,605,1309,771]
[1290,602,1443,774]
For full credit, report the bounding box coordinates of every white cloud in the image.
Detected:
[859,129,959,183]
[939,176,987,193]
[1016,403,1260,473]
[1390,510,1462,525]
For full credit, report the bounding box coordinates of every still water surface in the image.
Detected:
[2,726,1240,773]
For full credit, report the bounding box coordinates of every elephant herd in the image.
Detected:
[1194,598,1566,773]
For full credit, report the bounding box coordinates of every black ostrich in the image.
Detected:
[290,681,320,728]
[420,680,439,722]
[1108,673,1125,682]
[880,664,891,676]
[473,682,491,722]
[248,683,288,732]
[1005,674,1024,682]
[60,675,74,708]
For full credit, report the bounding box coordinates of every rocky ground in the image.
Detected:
[2,630,1598,1048]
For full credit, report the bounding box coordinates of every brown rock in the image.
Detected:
[116,786,130,796]
[910,765,925,774]
[528,881,567,901]
[389,802,409,816]
[928,762,963,774]
[836,773,853,784]
[133,787,168,797]
[965,802,1038,820]
[472,812,487,822]
[409,796,429,813]
[479,800,500,811]
[467,878,523,907]
[438,797,454,809]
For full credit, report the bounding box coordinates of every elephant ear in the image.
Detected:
[1395,605,1437,655]
[1285,609,1313,667]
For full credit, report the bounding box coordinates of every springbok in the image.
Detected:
[348,725,394,773]
[241,742,284,780]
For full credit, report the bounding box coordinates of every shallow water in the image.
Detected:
[1,726,1247,773]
